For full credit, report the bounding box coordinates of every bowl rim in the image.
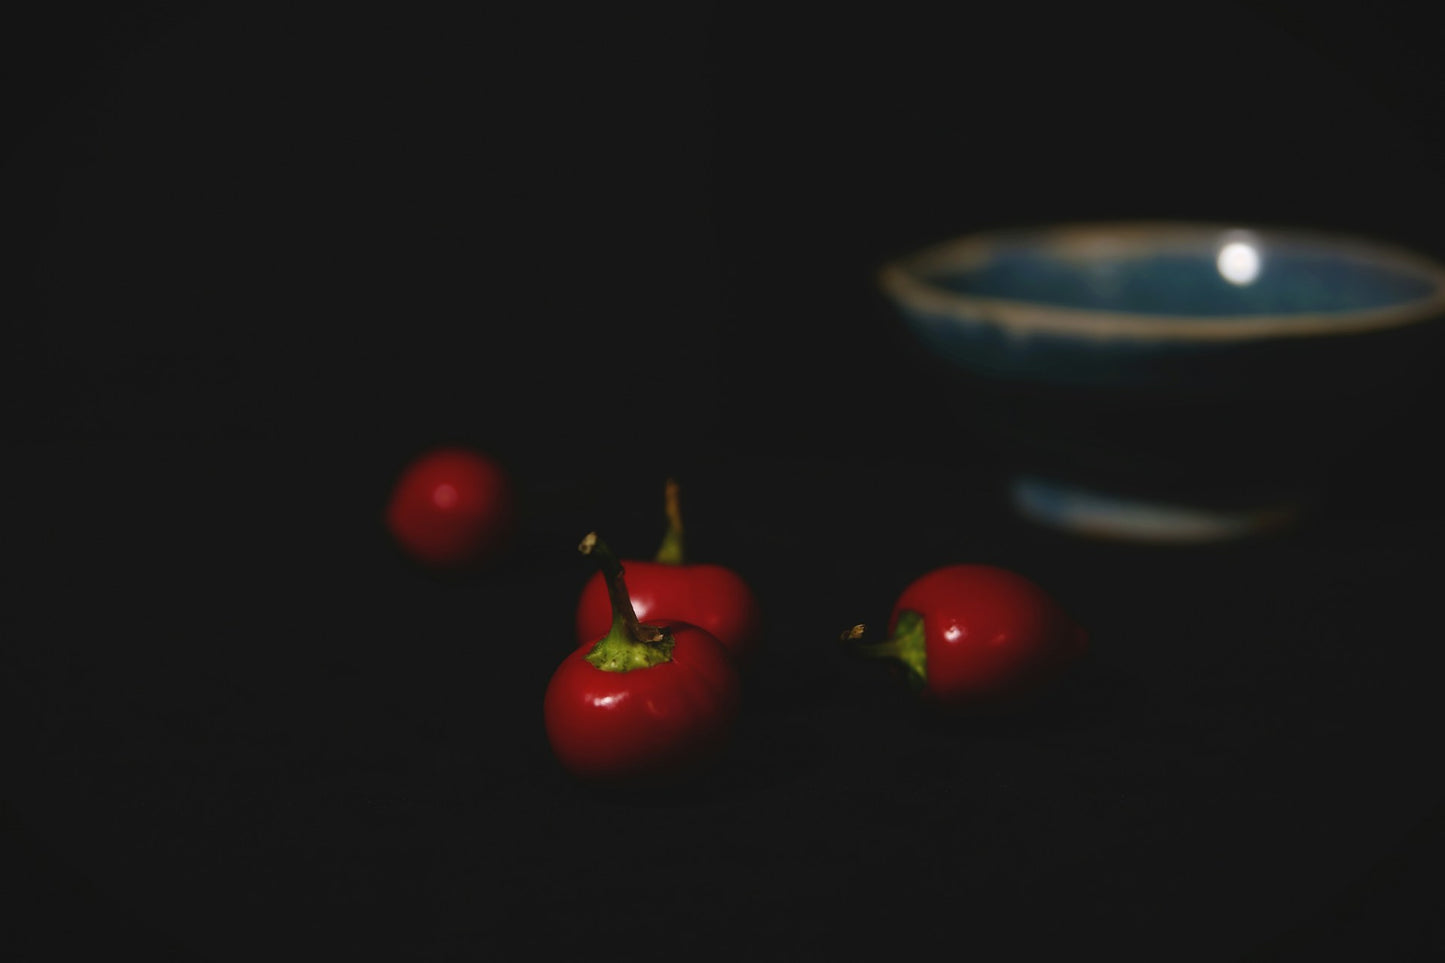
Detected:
[877,220,1445,342]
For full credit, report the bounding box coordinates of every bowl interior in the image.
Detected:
[896,223,1445,332]
[881,223,1445,391]
[933,233,1437,317]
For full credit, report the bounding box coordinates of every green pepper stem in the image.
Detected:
[579,531,674,671]
[841,624,898,658]
[841,612,928,690]
[653,477,686,566]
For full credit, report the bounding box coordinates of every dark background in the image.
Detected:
[5,2,1445,960]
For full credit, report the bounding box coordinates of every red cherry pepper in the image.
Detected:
[546,532,742,786]
[385,446,516,569]
[846,564,1087,710]
[574,479,762,663]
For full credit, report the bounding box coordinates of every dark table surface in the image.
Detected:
[6,432,1445,962]
[6,3,1445,961]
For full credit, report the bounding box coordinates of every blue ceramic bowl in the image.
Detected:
[878,222,1445,542]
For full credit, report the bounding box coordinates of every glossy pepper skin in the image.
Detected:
[385,446,515,569]
[545,617,741,785]
[547,533,742,786]
[854,564,1088,710]
[575,561,762,664]
[574,480,762,663]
